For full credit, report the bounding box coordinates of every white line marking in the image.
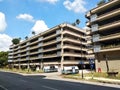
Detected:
[42,85,58,90]
[0,85,8,90]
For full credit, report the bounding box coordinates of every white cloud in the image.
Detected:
[37,0,59,4]
[0,12,7,32]
[16,13,35,22]
[0,34,12,51]
[63,0,87,13]
[31,20,49,34]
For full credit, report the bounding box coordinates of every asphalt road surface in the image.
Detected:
[0,71,119,90]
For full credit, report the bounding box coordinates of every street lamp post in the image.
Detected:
[80,37,84,79]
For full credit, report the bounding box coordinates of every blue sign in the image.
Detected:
[90,64,94,69]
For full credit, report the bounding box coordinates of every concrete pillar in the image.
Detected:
[60,27,64,70]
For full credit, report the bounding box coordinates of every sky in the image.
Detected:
[0,0,100,51]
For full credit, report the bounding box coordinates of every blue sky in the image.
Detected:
[0,0,100,51]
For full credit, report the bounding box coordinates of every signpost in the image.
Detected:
[89,58,94,79]
[79,61,84,79]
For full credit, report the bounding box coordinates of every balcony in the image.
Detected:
[99,20,120,31]
[43,54,57,58]
[86,54,95,59]
[86,11,91,18]
[86,21,90,26]
[100,32,120,41]
[63,45,87,51]
[43,40,57,46]
[20,49,27,53]
[63,30,84,39]
[29,46,39,50]
[101,44,120,52]
[8,56,13,59]
[43,47,57,53]
[20,45,27,49]
[63,61,79,64]
[20,58,27,61]
[63,52,86,58]
[20,54,26,57]
[91,0,119,13]
[29,52,39,55]
[30,57,39,60]
[29,40,39,46]
[43,34,57,41]
[97,8,120,21]
[63,38,82,45]
[44,62,60,65]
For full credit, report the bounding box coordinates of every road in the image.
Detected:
[0,71,119,90]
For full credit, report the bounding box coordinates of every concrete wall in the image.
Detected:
[95,50,120,72]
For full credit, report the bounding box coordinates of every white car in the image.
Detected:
[43,65,58,73]
[62,66,79,74]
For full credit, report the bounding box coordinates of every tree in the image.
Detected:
[25,36,28,40]
[97,0,106,6]
[12,38,20,45]
[0,51,8,67]
[32,31,35,35]
[76,19,80,25]
[72,19,80,26]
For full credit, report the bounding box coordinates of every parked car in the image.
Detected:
[62,66,79,74]
[43,65,58,73]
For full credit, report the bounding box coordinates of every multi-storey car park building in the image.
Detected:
[8,23,90,71]
[86,0,120,72]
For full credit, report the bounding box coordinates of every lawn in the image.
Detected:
[62,72,120,80]
[0,68,43,74]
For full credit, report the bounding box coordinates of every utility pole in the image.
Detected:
[80,37,84,79]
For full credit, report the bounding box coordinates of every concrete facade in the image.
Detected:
[8,23,90,70]
[86,0,120,72]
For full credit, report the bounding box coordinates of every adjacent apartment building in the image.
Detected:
[8,23,89,70]
[86,0,120,72]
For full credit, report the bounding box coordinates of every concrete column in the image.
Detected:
[61,27,64,70]
[95,53,98,72]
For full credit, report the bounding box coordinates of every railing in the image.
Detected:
[63,30,83,38]
[43,54,57,58]
[43,47,57,52]
[29,46,38,50]
[101,44,120,50]
[43,40,56,46]
[100,32,120,39]
[43,34,57,41]
[99,20,120,29]
[98,8,120,18]
[64,44,87,51]
[29,40,39,46]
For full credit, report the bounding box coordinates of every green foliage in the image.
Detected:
[12,38,20,45]
[25,36,28,40]
[76,19,80,25]
[97,0,106,6]
[72,19,80,26]
[32,31,35,35]
[0,51,8,67]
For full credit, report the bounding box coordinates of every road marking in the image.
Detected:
[0,85,8,90]
[42,85,58,90]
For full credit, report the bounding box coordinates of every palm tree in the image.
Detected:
[76,19,80,25]
[32,31,35,35]
[97,0,106,6]
[25,36,28,40]
[72,19,80,26]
